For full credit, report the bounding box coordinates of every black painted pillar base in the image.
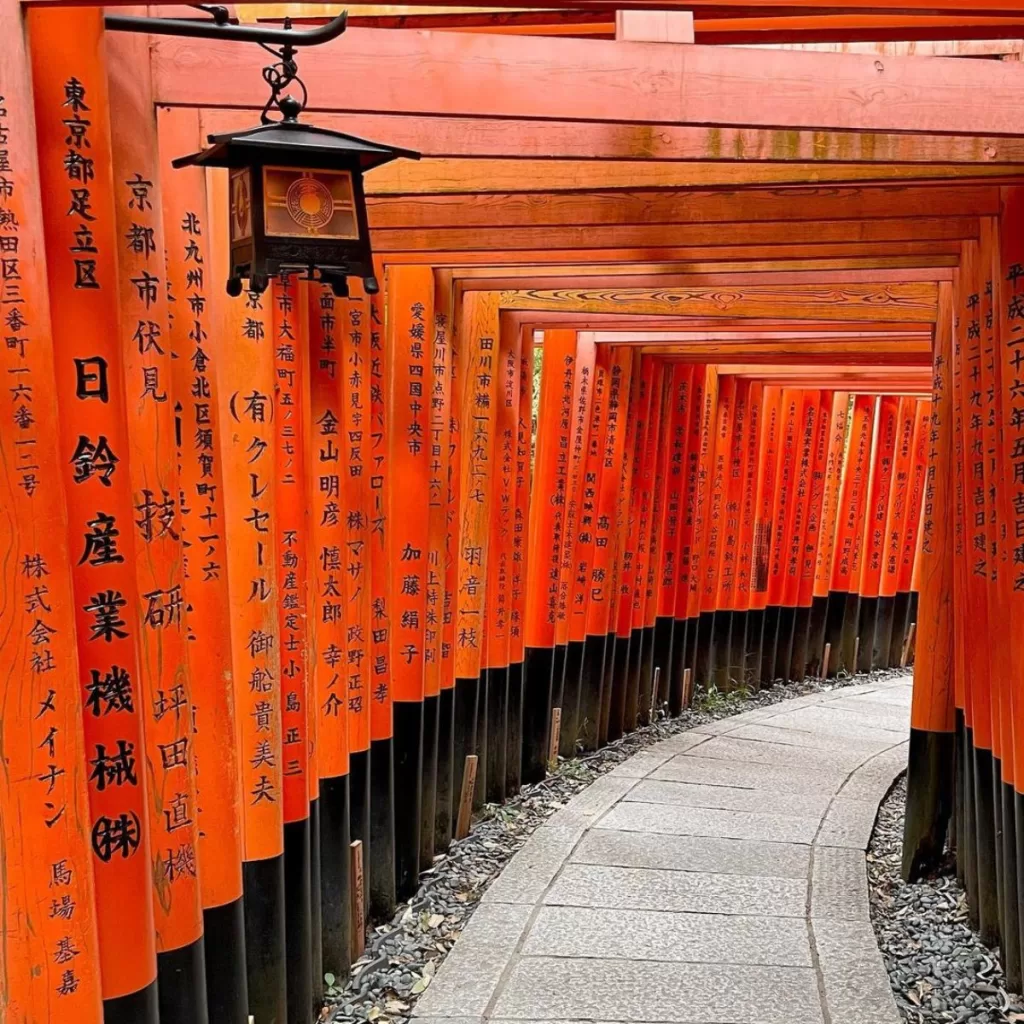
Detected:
[992,758,1004,953]
[319,775,351,984]
[242,854,287,1024]
[888,591,912,667]
[521,647,553,785]
[839,593,861,674]
[203,895,248,1024]
[607,634,630,742]
[974,744,1000,945]
[598,632,617,743]
[104,980,160,1024]
[789,604,811,683]
[964,725,979,928]
[1014,791,1024,991]
[855,595,878,674]
[691,611,714,691]
[1002,779,1022,990]
[954,712,965,887]
[805,595,829,676]
[578,634,606,752]
[369,738,397,920]
[902,727,955,880]
[505,662,524,794]
[284,816,312,1024]
[420,694,439,872]
[760,606,780,686]
[668,618,689,715]
[452,674,480,804]
[710,611,732,692]
[309,797,324,1011]
[349,748,371,915]
[651,616,674,711]
[637,624,657,725]
[743,609,764,691]
[728,610,747,691]
[559,640,585,756]
[158,936,209,1024]
[774,605,796,683]
[393,701,424,902]
[823,590,847,676]
[486,665,509,804]
[623,627,644,734]
[474,671,488,811]
[873,595,896,671]
[434,688,455,851]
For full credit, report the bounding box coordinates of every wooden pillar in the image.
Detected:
[903,282,957,883]
[29,9,160,1019]
[158,107,247,1023]
[733,383,763,688]
[308,282,352,982]
[0,4,102,1016]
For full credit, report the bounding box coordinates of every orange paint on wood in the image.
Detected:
[29,6,158,998]
[735,382,764,612]
[0,4,102,1012]
[783,391,819,610]
[898,401,932,597]
[158,107,244,908]
[510,327,533,664]
[767,389,801,609]
[800,391,833,609]
[632,361,665,633]
[830,396,875,594]
[751,385,782,612]
[704,376,737,613]
[859,395,901,600]
[686,369,719,621]
[879,397,920,600]
[717,380,751,613]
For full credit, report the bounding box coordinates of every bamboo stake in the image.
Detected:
[822,643,832,680]
[682,668,694,709]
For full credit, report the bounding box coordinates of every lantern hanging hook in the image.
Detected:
[258,21,308,124]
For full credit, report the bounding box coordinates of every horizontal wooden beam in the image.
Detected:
[199,107,1024,165]
[633,338,931,362]
[372,217,977,253]
[150,26,1024,136]
[497,282,938,321]
[367,185,997,229]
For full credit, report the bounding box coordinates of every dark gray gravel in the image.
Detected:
[868,777,1024,1024]
[323,668,899,1024]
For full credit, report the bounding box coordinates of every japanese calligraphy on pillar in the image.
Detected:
[0,15,102,1014]
[28,9,158,1001]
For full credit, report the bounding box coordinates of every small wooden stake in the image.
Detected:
[853,636,861,674]
[682,667,694,708]
[821,642,831,680]
[901,622,917,668]
[650,666,661,719]
[548,707,562,772]
[455,755,478,840]
[350,840,365,960]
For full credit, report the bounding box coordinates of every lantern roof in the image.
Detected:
[173,116,420,171]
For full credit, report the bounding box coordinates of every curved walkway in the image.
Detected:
[414,676,912,1024]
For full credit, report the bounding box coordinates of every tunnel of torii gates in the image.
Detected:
[11,1,1024,1022]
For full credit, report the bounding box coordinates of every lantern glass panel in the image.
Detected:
[230,167,253,243]
[262,166,359,241]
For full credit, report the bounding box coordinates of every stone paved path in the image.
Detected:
[413,675,912,1024]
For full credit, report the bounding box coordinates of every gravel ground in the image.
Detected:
[869,777,1024,1024]
[322,667,905,1024]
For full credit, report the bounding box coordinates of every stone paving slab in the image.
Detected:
[523,905,812,966]
[492,956,824,1023]
[572,828,812,878]
[624,778,834,818]
[412,676,913,1024]
[544,862,808,916]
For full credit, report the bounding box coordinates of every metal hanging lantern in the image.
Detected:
[107,8,419,297]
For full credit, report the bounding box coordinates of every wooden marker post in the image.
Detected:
[366,277,398,918]
[682,667,695,710]
[809,393,850,676]
[308,283,352,982]
[522,330,575,777]
[454,756,478,841]
[0,12,103,1015]
[158,107,247,1022]
[349,842,365,961]
[548,708,563,772]
[822,644,832,680]
[29,11,160,1019]
[903,282,958,885]
[273,276,314,1021]
[749,386,782,687]
[387,266,434,898]
[856,394,900,674]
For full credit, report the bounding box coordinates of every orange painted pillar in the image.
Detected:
[308,283,352,981]
[158,106,247,1021]
[732,382,763,687]
[29,9,159,1017]
[0,8,102,1016]
[522,329,574,778]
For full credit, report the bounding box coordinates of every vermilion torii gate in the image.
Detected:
[2,3,1023,1023]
